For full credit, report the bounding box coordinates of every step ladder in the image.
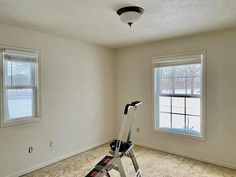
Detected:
[85,101,143,177]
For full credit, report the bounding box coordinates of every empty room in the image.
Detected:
[0,0,236,177]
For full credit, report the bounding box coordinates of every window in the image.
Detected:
[153,53,205,138]
[0,48,41,126]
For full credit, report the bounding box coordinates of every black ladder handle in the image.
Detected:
[130,101,143,107]
[124,101,143,115]
[124,104,131,115]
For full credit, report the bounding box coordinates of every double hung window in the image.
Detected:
[153,53,205,138]
[0,49,41,126]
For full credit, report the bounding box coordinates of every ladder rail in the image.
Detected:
[126,107,137,143]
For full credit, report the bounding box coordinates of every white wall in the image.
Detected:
[1,22,236,177]
[0,23,115,177]
[115,29,236,169]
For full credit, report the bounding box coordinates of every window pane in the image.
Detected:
[5,89,36,119]
[159,66,172,94]
[175,65,186,77]
[175,77,186,94]
[187,116,201,134]
[186,64,201,95]
[4,60,12,86]
[172,97,185,114]
[4,60,36,86]
[160,67,172,77]
[194,76,201,95]
[159,96,170,112]
[186,98,200,116]
[186,64,200,77]
[172,114,185,129]
[186,78,191,94]
[160,78,172,94]
[159,113,171,128]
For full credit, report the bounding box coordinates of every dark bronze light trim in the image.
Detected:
[117,6,144,16]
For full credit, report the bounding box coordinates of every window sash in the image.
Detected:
[3,87,37,120]
[3,54,37,87]
[4,86,36,89]
[155,63,202,97]
[158,95,201,131]
[159,93,200,98]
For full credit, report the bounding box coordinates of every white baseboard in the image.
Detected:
[7,138,114,177]
[7,139,235,177]
[134,141,236,170]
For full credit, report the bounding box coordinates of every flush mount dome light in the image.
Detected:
[117,6,144,27]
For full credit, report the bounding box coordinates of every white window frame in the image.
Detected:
[152,52,206,140]
[0,46,41,127]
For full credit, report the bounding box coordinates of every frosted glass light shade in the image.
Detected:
[117,6,144,27]
[120,11,141,25]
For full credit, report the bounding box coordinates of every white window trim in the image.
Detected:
[152,51,206,140]
[0,46,42,127]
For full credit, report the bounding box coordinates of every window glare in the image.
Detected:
[159,113,171,128]
[6,89,34,119]
[172,97,185,114]
[159,97,171,112]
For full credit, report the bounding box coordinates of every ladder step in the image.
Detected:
[95,156,113,170]
[110,140,132,153]
[85,168,101,177]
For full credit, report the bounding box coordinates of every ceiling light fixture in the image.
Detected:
[117,6,144,27]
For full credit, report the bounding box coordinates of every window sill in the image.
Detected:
[0,117,41,127]
[152,127,206,141]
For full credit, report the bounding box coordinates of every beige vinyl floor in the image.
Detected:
[22,144,236,177]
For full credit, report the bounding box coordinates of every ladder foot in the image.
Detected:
[135,169,142,177]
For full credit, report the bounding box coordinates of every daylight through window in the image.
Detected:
[0,49,40,126]
[154,54,204,137]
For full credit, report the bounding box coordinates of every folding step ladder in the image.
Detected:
[85,101,143,177]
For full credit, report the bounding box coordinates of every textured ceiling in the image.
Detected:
[0,0,236,48]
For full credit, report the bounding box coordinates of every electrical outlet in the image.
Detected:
[136,128,140,132]
[50,141,54,148]
[28,146,33,154]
